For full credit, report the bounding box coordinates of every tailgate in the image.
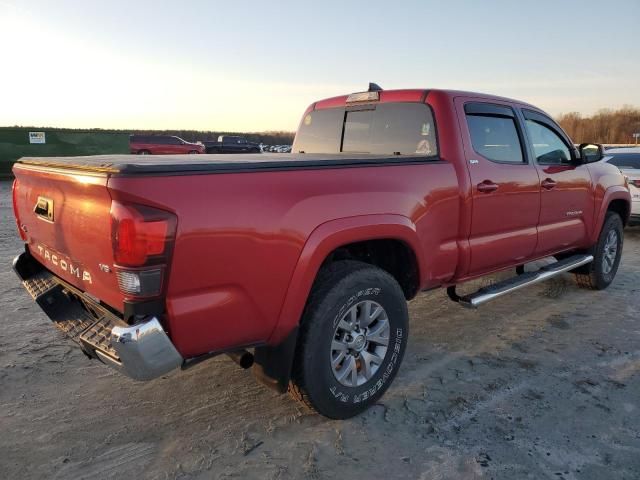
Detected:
[13,165,124,312]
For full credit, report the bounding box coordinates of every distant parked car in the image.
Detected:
[604,147,640,225]
[204,135,261,154]
[130,135,204,155]
[267,145,292,153]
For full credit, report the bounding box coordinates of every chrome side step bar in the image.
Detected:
[450,254,594,309]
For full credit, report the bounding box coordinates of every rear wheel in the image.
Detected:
[575,212,623,290]
[138,149,150,155]
[188,150,199,154]
[289,260,409,419]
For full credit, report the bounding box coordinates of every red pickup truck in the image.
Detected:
[11,86,631,419]
[129,134,205,155]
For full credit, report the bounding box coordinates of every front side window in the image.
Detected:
[466,114,524,163]
[524,120,571,165]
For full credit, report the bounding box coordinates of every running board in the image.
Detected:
[450,254,594,309]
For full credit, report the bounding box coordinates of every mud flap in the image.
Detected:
[252,327,298,394]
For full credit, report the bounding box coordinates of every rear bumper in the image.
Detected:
[13,251,183,381]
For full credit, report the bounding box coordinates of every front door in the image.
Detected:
[456,99,541,275]
[520,109,594,255]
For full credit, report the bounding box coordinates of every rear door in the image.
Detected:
[520,109,594,255]
[455,98,541,275]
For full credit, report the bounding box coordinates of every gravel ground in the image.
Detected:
[1,179,639,480]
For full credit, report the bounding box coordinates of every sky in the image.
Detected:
[1,0,639,132]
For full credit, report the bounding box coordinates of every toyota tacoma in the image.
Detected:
[11,85,631,418]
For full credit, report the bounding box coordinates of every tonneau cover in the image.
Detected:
[16,153,439,175]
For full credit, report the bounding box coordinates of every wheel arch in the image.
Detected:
[607,198,630,226]
[592,186,631,243]
[252,214,423,392]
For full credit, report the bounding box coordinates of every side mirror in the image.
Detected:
[578,143,603,164]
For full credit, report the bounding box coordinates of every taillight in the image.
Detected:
[12,179,27,241]
[110,201,177,298]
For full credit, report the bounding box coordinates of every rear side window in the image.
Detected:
[466,114,524,163]
[608,153,640,169]
[293,103,438,156]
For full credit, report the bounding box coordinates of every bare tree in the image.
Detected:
[557,106,640,144]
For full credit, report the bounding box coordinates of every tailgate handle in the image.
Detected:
[34,196,54,222]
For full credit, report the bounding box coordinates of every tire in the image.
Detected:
[138,150,151,155]
[188,150,199,154]
[574,212,623,290]
[289,260,409,419]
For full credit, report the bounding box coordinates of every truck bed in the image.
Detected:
[16,153,440,175]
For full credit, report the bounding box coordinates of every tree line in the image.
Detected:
[556,106,640,144]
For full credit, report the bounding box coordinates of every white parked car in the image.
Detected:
[604,147,640,225]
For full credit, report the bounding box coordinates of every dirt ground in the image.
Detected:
[1,179,639,480]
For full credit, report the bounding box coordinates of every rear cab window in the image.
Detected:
[293,102,438,157]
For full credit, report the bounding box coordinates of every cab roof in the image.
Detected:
[312,88,538,111]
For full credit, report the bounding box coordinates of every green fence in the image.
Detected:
[0,128,130,177]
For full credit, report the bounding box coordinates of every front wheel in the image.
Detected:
[575,211,623,290]
[289,260,409,419]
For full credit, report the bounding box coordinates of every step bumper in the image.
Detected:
[12,251,183,381]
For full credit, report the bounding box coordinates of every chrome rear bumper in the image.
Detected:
[13,252,183,381]
[110,318,183,380]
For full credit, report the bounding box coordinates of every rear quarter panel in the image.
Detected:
[108,162,459,357]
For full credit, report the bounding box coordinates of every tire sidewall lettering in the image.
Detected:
[332,287,381,330]
[327,285,405,404]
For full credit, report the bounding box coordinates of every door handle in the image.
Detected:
[541,178,557,190]
[477,180,499,193]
